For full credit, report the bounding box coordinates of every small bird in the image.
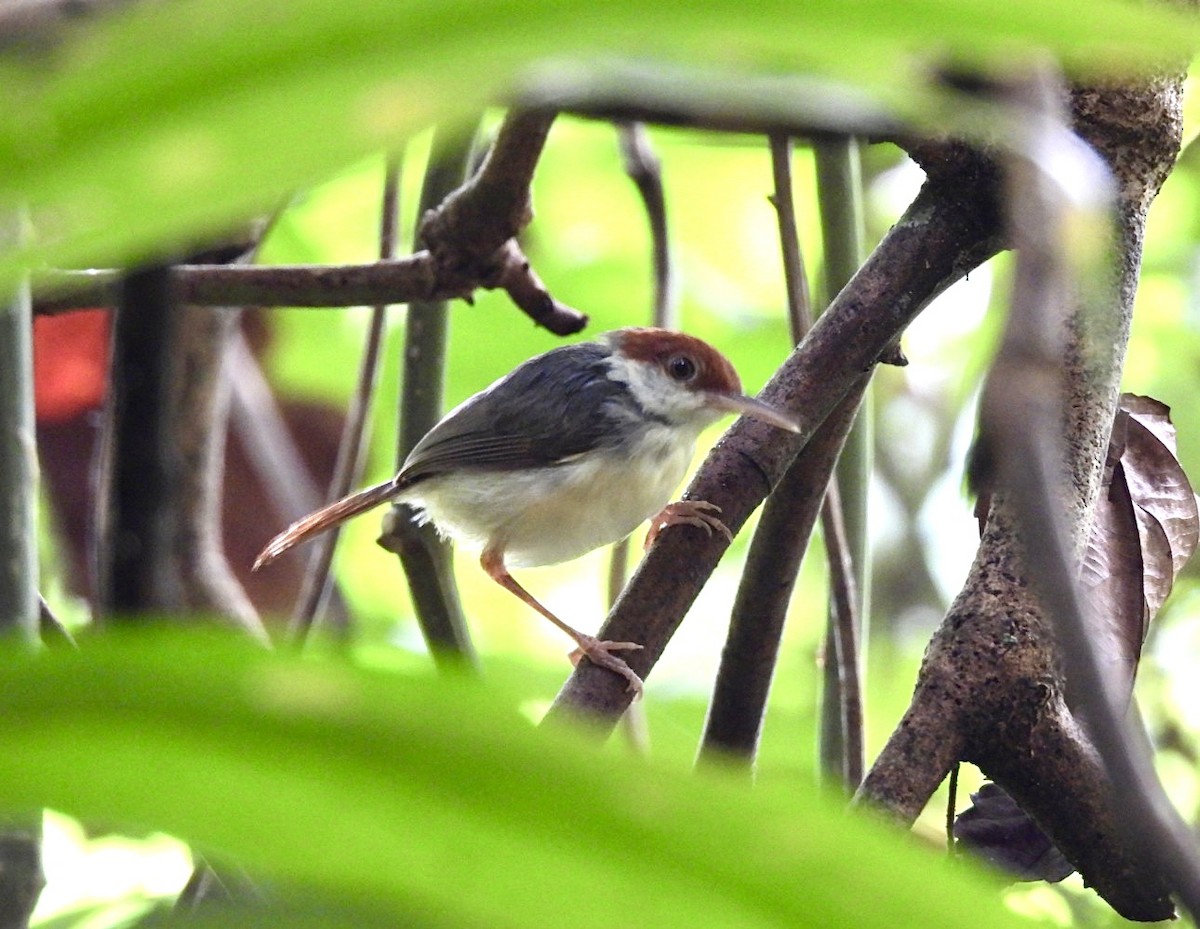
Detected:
[254,327,799,692]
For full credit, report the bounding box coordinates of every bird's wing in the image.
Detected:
[398,342,630,485]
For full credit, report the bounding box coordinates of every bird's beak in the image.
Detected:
[706,392,802,433]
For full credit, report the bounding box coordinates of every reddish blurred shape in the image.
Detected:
[33,309,109,421]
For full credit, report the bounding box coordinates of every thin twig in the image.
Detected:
[288,160,402,646]
[813,136,870,791]
[819,480,864,788]
[34,253,586,335]
[35,260,434,311]
[227,332,328,524]
[617,122,674,325]
[767,135,813,335]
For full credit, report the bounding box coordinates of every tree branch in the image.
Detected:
[699,377,868,762]
[288,160,401,645]
[96,264,182,617]
[858,67,1186,922]
[0,212,37,641]
[544,151,1003,727]
[813,136,871,788]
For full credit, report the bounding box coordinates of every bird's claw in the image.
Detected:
[569,635,644,696]
[644,499,733,550]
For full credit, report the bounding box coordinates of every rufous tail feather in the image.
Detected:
[253,480,403,571]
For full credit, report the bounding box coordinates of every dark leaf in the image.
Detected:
[954,783,1074,883]
[1120,394,1199,595]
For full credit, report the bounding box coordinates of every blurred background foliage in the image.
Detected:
[35,106,1200,929]
[12,0,1200,925]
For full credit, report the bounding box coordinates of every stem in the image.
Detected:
[617,122,674,326]
[819,480,864,788]
[814,137,869,791]
[96,265,180,617]
[0,210,43,929]
[289,159,401,646]
[0,212,36,643]
[378,126,478,664]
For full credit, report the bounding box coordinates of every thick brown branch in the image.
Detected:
[859,69,1185,922]
[544,152,1003,727]
[699,377,868,761]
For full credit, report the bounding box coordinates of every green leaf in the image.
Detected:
[2,0,1199,286]
[0,630,1043,927]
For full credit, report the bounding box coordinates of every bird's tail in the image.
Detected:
[253,479,404,571]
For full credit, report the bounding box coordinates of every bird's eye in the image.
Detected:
[667,355,697,381]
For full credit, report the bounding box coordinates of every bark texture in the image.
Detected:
[858,74,1184,922]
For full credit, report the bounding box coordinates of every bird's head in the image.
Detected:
[603,328,801,434]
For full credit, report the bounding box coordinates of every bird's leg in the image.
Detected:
[644,499,734,551]
[480,546,644,695]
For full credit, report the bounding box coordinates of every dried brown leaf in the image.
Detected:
[1121,394,1200,582]
[1079,395,1198,688]
[1080,456,1143,688]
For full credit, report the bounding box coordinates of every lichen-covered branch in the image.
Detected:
[858,70,1185,922]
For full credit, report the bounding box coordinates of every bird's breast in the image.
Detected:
[402,423,697,568]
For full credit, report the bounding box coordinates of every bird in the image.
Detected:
[254,327,800,693]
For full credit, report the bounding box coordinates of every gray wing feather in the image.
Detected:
[398,342,629,485]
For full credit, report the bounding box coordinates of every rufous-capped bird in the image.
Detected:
[254,327,799,693]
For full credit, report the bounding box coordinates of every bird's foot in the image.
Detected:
[568,635,644,695]
[644,499,733,550]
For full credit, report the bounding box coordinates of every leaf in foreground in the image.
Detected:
[0,631,1044,927]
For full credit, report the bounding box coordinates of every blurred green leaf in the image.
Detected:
[0,630,1042,927]
[2,0,1199,283]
